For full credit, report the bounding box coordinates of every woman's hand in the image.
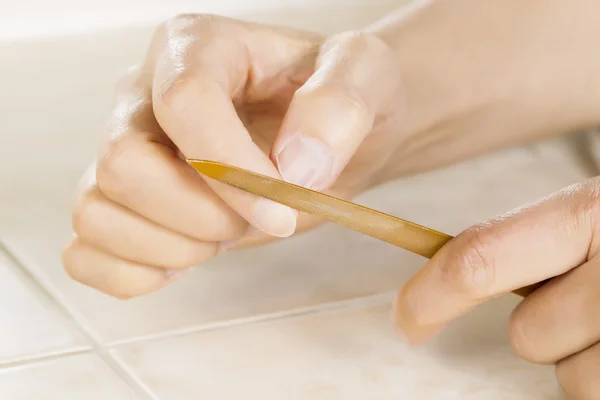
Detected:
[394,178,600,399]
[63,0,600,300]
[62,15,406,299]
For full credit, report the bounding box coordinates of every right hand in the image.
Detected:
[62,14,406,299]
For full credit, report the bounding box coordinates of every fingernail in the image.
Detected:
[217,240,236,254]
[165,268,188,283]
[252,199,296,237]
[218,227,262,253]
[275,136,334,190]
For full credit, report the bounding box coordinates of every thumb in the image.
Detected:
[394,180,599,345]
[271,32,401,190]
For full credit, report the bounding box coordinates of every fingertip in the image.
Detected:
[252,199,297,238]
[392,290,444,345]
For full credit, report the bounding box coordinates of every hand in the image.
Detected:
[64,0,600,300]
[62,14,405,299]
[394,178,600,399]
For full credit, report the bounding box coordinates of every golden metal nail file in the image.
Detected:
[187,159,538,297]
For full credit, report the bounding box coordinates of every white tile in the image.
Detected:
[0,147,584,343]
[113,299,563,399]
[0,354,138,400]
[0,250,88,364]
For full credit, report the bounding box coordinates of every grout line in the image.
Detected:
[0,239,396,399]
[109,353,162,400]
[0,241,106,342]
[0,241,159,400]
[107,292,394,348]
[0,347,91,371]
[94,350,161,400]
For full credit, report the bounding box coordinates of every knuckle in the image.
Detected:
[61,238,84,282]
[153,14,240,113]
[507,312,545,364]
[313,31,398,115]
[441,227,496,297]
[71,187,102,238]
[556,360,598,400]
[297,80,371,123]
[95,139,141,203]
[155,73,195,115]
[335,85,371,118]
[330,30,385,53]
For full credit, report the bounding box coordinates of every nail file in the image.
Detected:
[187,159,537,297]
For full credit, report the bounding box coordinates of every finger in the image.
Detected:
[393,180,598,344]
[96,136,247,242]
[96,65,247,243]
[556,341,600,400]
[62,237,180,299]
[271,31,401,191]
[151,16,303,237]
[508,254,600,364]
[73,186,218,269]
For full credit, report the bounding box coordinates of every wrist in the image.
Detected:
[364,0,600,181]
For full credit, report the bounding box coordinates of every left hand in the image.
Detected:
[394,177,600,399]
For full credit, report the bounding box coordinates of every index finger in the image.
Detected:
[394,180,598,344]
[150,16,311,237]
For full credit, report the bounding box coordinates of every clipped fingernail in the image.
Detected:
[165,268,188,283]
[252,199,296,238]
[275,136,334,190]
[218,227,261,253]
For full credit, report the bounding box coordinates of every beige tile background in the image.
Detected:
[0,250,88,365]
[0,354,139,400]
[111,301,562,400]
[0,141,583,398]
[0,2,592,399]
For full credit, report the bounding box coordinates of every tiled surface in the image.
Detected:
[0,147,581,398]
[0,354,138,400]
[112,301,562,400]
[0,249,88,365]
[0,140,582,398]
[0,4,591,398]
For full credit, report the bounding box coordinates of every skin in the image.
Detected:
[63,0,600,398]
